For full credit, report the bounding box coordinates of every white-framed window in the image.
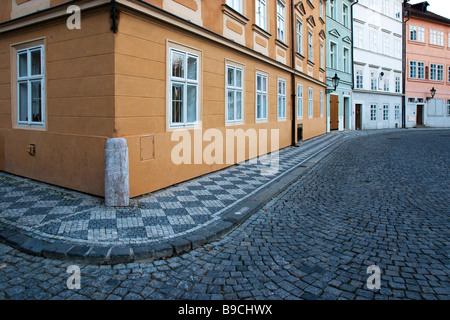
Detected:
[383,72,389,92]
[395,75,401,93]
[395,105,400,120]
[308,87,313,118]
[355,26,363,48]
[320,91,324,117]
[356,69,363,89]
[447,100,450,115]
[277,1,285,42]
[343,47,349,73]
[394,2,401,20]
[296,19,303,55]
[226,64,244,124]
[169,48,199,128]
[383,104,389,121]
[383,34,390,55]
[256,0,267,30]
[256,72,268,121]
[330,42,337,69]
[382,0,390,16]
[394,38,401,58]
[320,44,324,69]
[227,0,242,13]
[320,0,324,20]
[330,0,335,19]
[343,4,349,28]
[410,25,424,42]
[297,84,303,119]
[418,62,424,79]
[277,79,286,120]
[430,29,443,46]
[369,30,378,52]
[371,71,377,90]
[448,66,450,82]
[430,64,444,81]
[17,45,45,126]
[370,104,377,121]
[409,61,417,78]
[308,31,313,61]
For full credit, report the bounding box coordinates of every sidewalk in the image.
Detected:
[0,130,395,265]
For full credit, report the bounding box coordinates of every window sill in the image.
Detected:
[14,124,46,131]
[275,39,289,50]
[307,59,315,67]
[252,24,271,39]
[428,44,444,49]
[295,52,305,60]
[221,4,249,25]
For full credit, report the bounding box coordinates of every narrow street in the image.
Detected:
[0,130,449,300]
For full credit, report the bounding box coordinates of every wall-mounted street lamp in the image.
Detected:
[430,87,436,98]
[326,73,340,94]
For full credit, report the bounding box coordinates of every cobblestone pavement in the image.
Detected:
[0,129,449,300]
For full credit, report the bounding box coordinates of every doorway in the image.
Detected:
[344,97,350,129]
[330,95,339,130]
[416,105,424,125]
[355,104,361,130]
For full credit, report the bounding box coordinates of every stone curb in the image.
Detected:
[0,136,347,266]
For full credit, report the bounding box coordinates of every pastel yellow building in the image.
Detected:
[0,0,327,203]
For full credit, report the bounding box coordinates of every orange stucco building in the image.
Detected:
[0,0,327,203]
[404,1,450,128]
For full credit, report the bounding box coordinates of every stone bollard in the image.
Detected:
[105,138,129,207]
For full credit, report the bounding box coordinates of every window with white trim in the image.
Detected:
[308,31,313,61]
[330,0,335,19]
[418,62,424,79]
[320,44,324,69]
[355,26,363,48]
[369,30,378,52]
[394,38,401,58]
[17,45,45,126]
[395,105,400,120]
[226,64,243,124]
[430,64,444,81]
[356,69,363,89]
[277,1,285,42]
[394,2,401,20]
[371,71,377,90]
[383,104,389,121]
[409,61,417,78]
[296,20,303,55]
[370,104,377,121]
[297,84,303,119]
[383,72,389,92]
[343,47,349,73]
[320,91,324,117]
[410,25,424,42]
[256,72,268,121]
[395,75,401,93]
[430,29,443,46]
[382,0,390,16]
[343,4,349,28]
[447,100,450,115]
[256,0,267,30]
[308,87,313,118]
[330,42,337,69]
[277,79,286,120]
[448,66,450,82]
[169,48,199,128]
[320,0,323,20]
[227,0,242,13]
[383,34,390,55]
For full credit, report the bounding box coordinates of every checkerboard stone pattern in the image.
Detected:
[0,131,353,246]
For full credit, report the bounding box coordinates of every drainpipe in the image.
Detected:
[402,0,410,128]
[350,0,359,90]
[291,0,299,146]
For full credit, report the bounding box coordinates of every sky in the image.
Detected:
[409,0,450,19]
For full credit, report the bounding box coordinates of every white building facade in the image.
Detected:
[352,0,403,130]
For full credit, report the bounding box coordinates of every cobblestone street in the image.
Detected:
[0,129,449,300]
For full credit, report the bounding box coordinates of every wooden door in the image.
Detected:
[355,104,361,130]
[416,105,423,125]
[330,95,339,130]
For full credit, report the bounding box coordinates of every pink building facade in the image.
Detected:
[405,2,450,128]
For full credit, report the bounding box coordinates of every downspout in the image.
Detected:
[402,0,410,128]
[111,0,118,33]
[350,0,359,90]
[291,0,299,146]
